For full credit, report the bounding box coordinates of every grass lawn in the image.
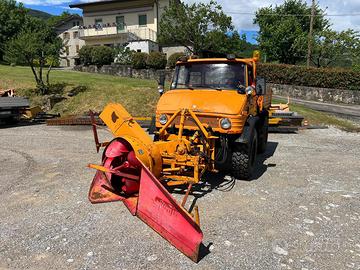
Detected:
[0,65,159,117]
[1,64,359,132]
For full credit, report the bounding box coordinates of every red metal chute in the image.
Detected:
[88,139,203,262]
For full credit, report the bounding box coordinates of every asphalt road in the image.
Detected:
[0,124,359,270]
[274,95,360,123]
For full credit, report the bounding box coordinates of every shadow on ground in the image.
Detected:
[169,141,279,198]
[251,141,278,180]
[0,120,43,129]
[167,141,279,262]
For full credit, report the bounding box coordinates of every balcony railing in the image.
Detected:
[79,25,157,42]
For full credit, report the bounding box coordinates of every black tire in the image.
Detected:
[232,129,257,180]
[4,116,19,125]
[148,116,156,134]
[257,116,269,154]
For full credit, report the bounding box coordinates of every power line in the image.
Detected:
[307,0,316,67]
[224,11,360,17]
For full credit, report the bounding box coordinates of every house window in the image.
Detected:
[73,21,76,27]
[137,49,141,52]
[63,32,70,39]
[73,31,78,39]
[65,46,70,56]
[116,16,125,32]
[95,18,103,29]
[138,14,147,27]
[76,45,80,53]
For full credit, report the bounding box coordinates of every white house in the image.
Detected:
[69,0,175,53]
[55,15,85,67]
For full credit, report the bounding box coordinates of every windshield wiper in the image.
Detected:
[205,86,222,90]
[191,85,222,90]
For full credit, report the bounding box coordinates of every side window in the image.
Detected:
[177,65,186,85]
[247,66,254,86]
[138,14,147,27]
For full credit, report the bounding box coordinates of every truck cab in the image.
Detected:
[155,54,271,179]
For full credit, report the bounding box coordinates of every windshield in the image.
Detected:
[171,62,246,90]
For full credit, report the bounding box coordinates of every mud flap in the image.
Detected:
[88,162,203,262]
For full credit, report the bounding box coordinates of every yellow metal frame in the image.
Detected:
[155,108,217,186]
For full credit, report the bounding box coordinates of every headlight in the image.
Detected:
[220,118,231,129]
[159,114,168,125]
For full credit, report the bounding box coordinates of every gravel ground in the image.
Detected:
[0,124,359,270]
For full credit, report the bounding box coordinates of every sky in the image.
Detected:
[18,0,360,44]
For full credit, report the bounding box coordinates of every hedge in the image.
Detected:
[79,45,114,66]
[131,52,148,69]
[91,46,115,66]
[146,52,167,69]
[167,52,185,69]
[258,64,360,91]
[79,45,93,66]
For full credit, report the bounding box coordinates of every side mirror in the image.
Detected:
[256,77,266,95]
[157,71,166,96]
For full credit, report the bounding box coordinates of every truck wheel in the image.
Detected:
[257,117,268,154]
[4,116,19,125]
[232,129,257,180]
[148,116,156,134]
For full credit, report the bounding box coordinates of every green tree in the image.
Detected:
[223,31,258,57]
[4,17,63,94]
[47,11,71,27]
[0,0,27,61]
[158,0,233,54]
[312,29,360,67]
[254,0,328,64]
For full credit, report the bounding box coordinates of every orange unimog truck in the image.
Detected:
[155,52,271,179]
[87,52,272,261]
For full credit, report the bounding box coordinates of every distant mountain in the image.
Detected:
[27,8,53,20]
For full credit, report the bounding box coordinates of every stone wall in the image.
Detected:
[74,64,174,82]
[73,64,360,105]
[268,83,360,105]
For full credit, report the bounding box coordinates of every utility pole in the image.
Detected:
[307,0,316,67]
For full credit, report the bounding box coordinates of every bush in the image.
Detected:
[79,45,93,66]
[114,47,133,65]
[257,63,360,90]
[167,52,185,68]
[352,64,360,72]
[146,52,167,69]
[131,52,148,69]
[91,46,115,66]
